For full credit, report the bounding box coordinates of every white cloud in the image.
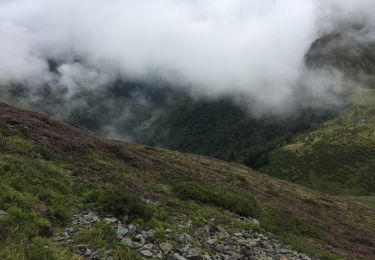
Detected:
[0,0,373,110]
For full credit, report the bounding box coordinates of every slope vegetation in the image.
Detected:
[0,102,374,259]
[265,89,375,195]
[140,97,335,170]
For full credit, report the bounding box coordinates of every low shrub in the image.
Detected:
[173,181,260,217]
[85,186,154,221]
[25,237,71,260]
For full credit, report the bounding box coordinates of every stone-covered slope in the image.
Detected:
[0,102,374,259]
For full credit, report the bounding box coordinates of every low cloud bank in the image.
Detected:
[0,0,374,116]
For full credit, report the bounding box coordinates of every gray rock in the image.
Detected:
[128,223,137,233]
[131,242,143,249]
[142,243,154,250]
[52,236,65,242]
[179,244,191,254]
[85,248,92,256]
[175,233,193,244]
[105,249,112,256]
[116,228,129,238]
[77,244,88,250]
[135,234,146,245]
[215,244,226,253]
[89,250,100,260]
[186,247,202,257]
[66,227,77,234]
[143,229,155,243]
[104,217,117,225]
[173,253,187,260]
[206,238,217,245]
[140,250,153,258]
[0,210,7,216]
[160,242,173,254]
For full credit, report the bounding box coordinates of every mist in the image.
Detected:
[0,0,374,118]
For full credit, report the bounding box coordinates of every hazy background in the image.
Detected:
[0,0,375,139]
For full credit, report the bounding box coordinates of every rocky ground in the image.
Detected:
[53,210,313,260]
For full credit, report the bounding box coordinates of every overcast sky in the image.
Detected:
[0,0,374,111]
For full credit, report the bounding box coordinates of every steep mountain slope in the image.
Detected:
[264,89,375,195]
[0,102,374,259]
[139,97,336,169]
[137,30,375,196]
[306,29,375,86]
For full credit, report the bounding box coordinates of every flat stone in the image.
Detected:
[52,236,65,242]
[90,250,100,259]
[142,243,154,250]
[160,242,173,254]
[85,248,92,256]
[179,244,190,253]
[140,250,153,258]
[175,233,193,244]
[186,247,202,257]
[135,234,145,245]
[66,227,76,234]
[0,210,6,216]
[104,217,117,225]
[77,244,88,250]
[116,228,129,238]
[131,242,143,249]
[206,238,217,245]
[173,253,187,260]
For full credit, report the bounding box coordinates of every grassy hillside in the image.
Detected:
[0,102,374,259]
[265,89,375,195]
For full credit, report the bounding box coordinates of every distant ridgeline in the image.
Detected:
[265,29,375,195]
[140,30,375,195]
[1,29,374,196]
[306,29,375,87]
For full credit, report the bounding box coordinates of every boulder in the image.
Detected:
[160,242,173,254]
[140,250,153,258]
[175,233,193,244]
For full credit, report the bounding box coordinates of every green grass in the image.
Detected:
[0,103,374,259]
[265,89,375,195]
[140,96,335,170]
[84,185,155,221]
[174,181,260,218]
[74,221,117,249]
[0,133,79,259]
[349,196,375,210]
